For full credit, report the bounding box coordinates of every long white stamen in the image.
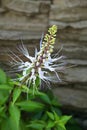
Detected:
[9,25,65,92]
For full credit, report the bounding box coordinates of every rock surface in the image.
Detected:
[50,2,87,121]
[53,87,87,109]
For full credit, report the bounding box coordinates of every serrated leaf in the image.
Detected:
[0,69,7,84]
[12,87,21,104]
[47,111,54,120]
[9,103,20,130]
[16,100,44,112]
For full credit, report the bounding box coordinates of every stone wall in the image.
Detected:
[0,0,87,128]
[50,0,87,102]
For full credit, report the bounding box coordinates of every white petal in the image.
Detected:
[18,43,35,62]
[35,48,38,58]
[40,33,44,49]
[48,66,55,71]
[51,56,65,62]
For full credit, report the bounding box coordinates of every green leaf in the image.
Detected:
[60,116,72,125]
[53,111,60,121]
[0,106,4,113]
[0,84,12,90]
[12,87,21,104]
[41,113,48,121]
[0,90,9,105]
[21,85,29,93]
[0,106,6,118]
[57,125,66,130]
[51,98,61,107]
[0,117,11,130]
[37,92,51,104]
[47,111,54,120]
[32,111,43,120]
[7,79,15,88]
[47,120,55,128]
[35,76,41,88]
[56,116,71,130]
[27,120,45,129]
[9,103,20,130]
[16,100,44,112]
[20,120,28,130]
[0,69,7,84]
[51,106,62,116]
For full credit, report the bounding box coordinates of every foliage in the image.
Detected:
[0,69,82,130]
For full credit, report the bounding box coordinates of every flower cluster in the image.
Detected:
[9,25,65,92]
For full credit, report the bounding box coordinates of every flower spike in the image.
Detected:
[9,25,65,93]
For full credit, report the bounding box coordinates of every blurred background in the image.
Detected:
[0,0,87,129]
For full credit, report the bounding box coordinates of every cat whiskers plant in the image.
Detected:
[9,25,65,93]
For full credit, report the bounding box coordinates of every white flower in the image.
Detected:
[8,25,66,91]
